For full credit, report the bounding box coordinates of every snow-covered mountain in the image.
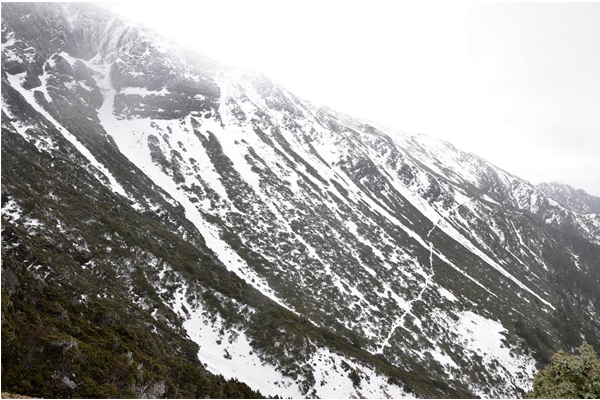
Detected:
[2,3,599,398]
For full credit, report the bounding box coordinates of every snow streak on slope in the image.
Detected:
[5,71,129,199]
[365,141,555,310]
[376,240,435,354]
[79,56,295,314]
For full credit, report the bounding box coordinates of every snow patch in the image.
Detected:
[120,86,169,97]
[455,311,536,393]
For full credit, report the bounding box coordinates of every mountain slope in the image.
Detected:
[2,3,600,398]
[538,182,600,214]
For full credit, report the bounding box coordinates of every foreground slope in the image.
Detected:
[2,3,600,398]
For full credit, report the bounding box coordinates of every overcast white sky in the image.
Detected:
[100,1,600,196]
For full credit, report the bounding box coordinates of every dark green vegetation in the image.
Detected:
[527,342,600,399]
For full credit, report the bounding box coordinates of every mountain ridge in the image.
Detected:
[538,181,600,214]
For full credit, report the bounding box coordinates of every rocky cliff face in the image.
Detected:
[2,3,600,398]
